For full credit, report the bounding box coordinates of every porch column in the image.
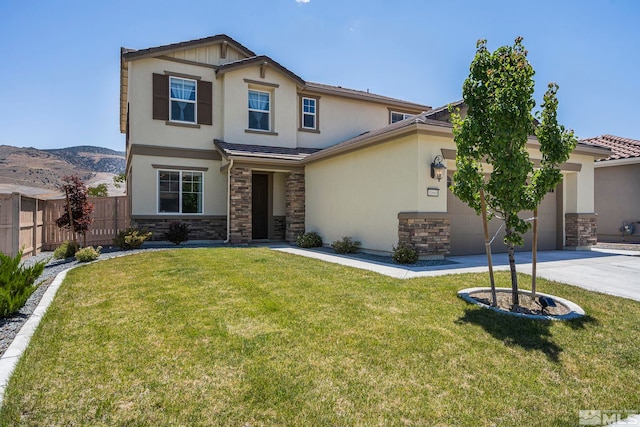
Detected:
[563,172,597,250]
[285,170,305,243]
[229,167,252,244]
[398,212,450,258]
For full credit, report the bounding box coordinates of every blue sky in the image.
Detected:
[1,0,638,152]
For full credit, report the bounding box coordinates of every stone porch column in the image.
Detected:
[285,170,305,243]
[565,213,597,250]
[229,167,252,244]
[398,212,450,258]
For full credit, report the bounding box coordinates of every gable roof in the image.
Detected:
[579,134,640,161]
[216,55,305,86]
[121,34,256,61]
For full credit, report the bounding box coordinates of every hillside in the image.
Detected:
[0,145,125,197]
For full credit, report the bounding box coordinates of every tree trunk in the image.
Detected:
[65,189,77,246]
[531,208,538,298]
[504,220,520,306]
[480,189,497,306]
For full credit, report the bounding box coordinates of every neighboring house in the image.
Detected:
[580,135,640,243]
[120,34,609,257]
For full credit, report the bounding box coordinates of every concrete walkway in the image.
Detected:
[274,247,640,302]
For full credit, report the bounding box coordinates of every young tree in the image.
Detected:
[56,175,95,247]
[87,183,109,197]
[451,37,577,306]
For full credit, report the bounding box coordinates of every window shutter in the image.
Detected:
[152,73,169,120]
[197,80,213,125]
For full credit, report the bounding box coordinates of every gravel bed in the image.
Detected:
[310,246,458,267]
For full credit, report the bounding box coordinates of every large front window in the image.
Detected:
[248,89,270,131]
[158,170,203,213]
[170,77,197,123]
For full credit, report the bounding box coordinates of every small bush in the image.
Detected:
[75,246,102,263]
[331,236,361,254]
[0,250,45,318]
[392,242,419,264]
[53,241,79,259]
[114,228,152,250]
[165,221,190,245]
[296,231,323,248]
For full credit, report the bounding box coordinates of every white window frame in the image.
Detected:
[390,111,414,124]
[248,89,271,131]
[301,97,317,130]
[169,76,197,124]
[157,169,204,214]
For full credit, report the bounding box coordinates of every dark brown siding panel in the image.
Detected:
[197,80,213,125]
[152,73,169,120]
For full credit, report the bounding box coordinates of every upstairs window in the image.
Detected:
[302,97,317,130]
[170,77,197,123]
[390,111,414,124]
[248,90,270,131]
[158,170,203,214]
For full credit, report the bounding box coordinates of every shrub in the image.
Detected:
[0,250,45,318]
[53,241,79,259]
[165,221,190,245]
[392,242,419,264]
[75,246,102,263]
[296,231,323,248]
[331,236,361,254]
[114,228,152,250]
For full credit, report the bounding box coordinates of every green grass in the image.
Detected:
[1,248,639,426]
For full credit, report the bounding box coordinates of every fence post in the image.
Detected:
[11,193,20,258]
[32,198,38,256]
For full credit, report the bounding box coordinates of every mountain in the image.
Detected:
[0,145,126,197]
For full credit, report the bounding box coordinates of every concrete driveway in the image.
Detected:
[276,247,640,302]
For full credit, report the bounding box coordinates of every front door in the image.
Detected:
[252,174,269,239]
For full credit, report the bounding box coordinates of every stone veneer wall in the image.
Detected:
[285,171,305,243]
[273,216,286,241]
[131,217,226,241]
[565,213,597,248]
[398,212,450,257]
[229,167,252,244]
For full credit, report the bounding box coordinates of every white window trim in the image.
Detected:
[248,89,271,132]
[157,169,204,214]
[301,97,317,130]
[390,111,414,123]
[169,76,197,124]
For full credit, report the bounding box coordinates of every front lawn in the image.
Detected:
[1,248,638,426]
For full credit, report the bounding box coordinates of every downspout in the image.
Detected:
[224,159,234,243]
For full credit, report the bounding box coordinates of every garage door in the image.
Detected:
[447,176,560,256]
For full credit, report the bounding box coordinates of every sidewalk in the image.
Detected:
[274,247,640,302]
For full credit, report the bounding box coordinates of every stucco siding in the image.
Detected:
[296,95,406,149]
[305,135,422,252]
[128,58,221,150]
[221,67,298,148]
[595,163,640,242]
[129,155,227,216]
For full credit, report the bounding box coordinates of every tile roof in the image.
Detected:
[579,134,640,161]
[214,140,321,161]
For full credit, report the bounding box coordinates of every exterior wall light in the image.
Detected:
[431,155,446,181]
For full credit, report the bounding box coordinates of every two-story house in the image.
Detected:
[120,34,609,256]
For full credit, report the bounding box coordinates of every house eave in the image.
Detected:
[594,156,640,168]
[302,82,430,111]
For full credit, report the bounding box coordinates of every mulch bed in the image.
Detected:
[471,290,571,316]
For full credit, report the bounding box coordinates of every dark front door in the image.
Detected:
[252,174,269,239]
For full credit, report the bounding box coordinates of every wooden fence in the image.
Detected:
[0,193,129,257]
